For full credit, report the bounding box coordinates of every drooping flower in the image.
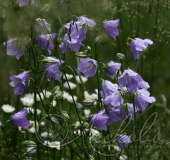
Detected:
[35,18,51,33]
[60,21,87,53]
[117,135,131,151]
[130,38,153,59]
[44,57,64,81]
[103,19,120,40]
[18,0,34,7]
[105,61,121,79]
[118,69,149,94]
[1,104,15,113]
[101,81,124,107]
[134,89,156,111]
[11,109,30,129]
[3,38,25,60]
[60,17,96,53]
[9,71,29,96]
[37,33,57,55]
[106,105,127,126]
[78,58,98,78]
[77,16,96,27]
[91,110,109,130]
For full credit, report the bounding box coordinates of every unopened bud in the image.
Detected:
[117,53,125,60]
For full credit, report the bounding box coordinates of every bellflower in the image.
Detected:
[78,58,98,78]
[117,135,131,151]
[60,17,96,53]
[103,19,120,40]
[19,0,34,7]
[130,38,153,59]
[9,71,29,96]
[101,81,124,106]
[37,33,57,55]
[11,109,30,129]
[106,105,127,126]
[77,16,96,27]
[35,18,51,33]
[134,89,156,111]
[118,69,149,94]
[44,57,64,81]
[3,38,25,60]
[91,110,109,130]
[105,61,121,79]
[60,21,87,53]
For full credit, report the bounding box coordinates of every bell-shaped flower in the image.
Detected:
[91,110,109,130]
[37,33,57,55]
[105,61,121,79]
[134,89,156,111]
[78,58,98,78]
[103,19,120,40]
[106,105,127,126]
[35,18,51,33]
[101,80,124,107]
[44,57,64,81]
[3,38,25,60]
[118,69,149,94]
[60,17,96,53]
[130,38,153,59]
[117,135,131,151]
[9,71,29,96]
[11,109,30,129]
[77,16,96,27]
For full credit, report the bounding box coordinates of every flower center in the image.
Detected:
[4,109,10,112]
[51,143,58,146]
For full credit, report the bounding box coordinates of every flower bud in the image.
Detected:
[117,53,125,60]
[23,141,36,147]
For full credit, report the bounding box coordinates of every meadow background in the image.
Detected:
[0,0,170,159]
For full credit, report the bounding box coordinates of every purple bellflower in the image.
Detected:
[106,105,127,126]
[37,33,57,55]
[118,69,150,94]
[91,110,109,130]
[134,89,156,111]
[130,38,153,59]
[117,135,131,151]
[101,81,124,107]
[44,57,64,81]
[11,109,30,129]
[78,58,98,78]
[35,18,51,33]
[60,22,87,53]
[77,16,96,27]
[105,61,121,79]
[103,19,120,40]
[19,0,34,7]
[27,146,36,154]
[3,38,25,60]
[9,71,29,96]
[60,17,96,53]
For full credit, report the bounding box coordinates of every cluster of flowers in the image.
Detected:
[4,10,155,154]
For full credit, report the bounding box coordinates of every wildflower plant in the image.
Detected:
[1,1,161,160]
